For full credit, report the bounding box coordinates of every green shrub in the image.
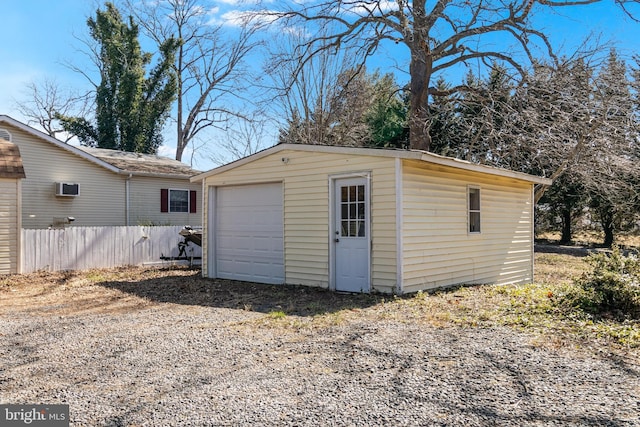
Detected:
[562,246,640,319]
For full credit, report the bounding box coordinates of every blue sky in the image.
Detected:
[1,1,638,170]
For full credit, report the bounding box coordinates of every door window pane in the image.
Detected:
[339,184,366,237]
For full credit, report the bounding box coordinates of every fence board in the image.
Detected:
[21,226,202,273]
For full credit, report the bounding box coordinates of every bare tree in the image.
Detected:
[269,0,639,151]
[208,111,272,165]
[268,23,410,147]
[266,24,365,145]
[123,0,261,161]
[15,78,91,142]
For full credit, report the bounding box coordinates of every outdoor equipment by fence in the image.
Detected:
[160,226,203,266]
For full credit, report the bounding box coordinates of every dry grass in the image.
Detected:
[534,252,589,286]
[1,253,638,350]
[537,230,640,248]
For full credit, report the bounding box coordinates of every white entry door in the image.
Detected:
[333,177,370,292]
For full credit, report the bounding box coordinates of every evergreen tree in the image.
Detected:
[539,172,588,245]
[453,65,516,166]
[586,50,637,246]
[58,2,178,154]
[365,73,409,148]
[426,78,460,155]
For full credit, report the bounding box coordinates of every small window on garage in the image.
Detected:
[468,186,481,233]
[161,189,197,213]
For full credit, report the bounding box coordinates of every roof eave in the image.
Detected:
[0,115,120,174]
[190,144,424,182]
[192,143,552,186]
[118,170,201,180]
[418,152,554,185]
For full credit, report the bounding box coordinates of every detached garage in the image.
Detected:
[0,139,26,275]
[192,144,551,294]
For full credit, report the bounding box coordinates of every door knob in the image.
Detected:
[335,238,340,242]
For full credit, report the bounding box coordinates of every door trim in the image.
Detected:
[207,185,217,279]
[329,172,371,292]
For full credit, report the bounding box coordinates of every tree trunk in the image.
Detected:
[602,218,615,248]
[598,206,615,248]
[175,41,185,162]
[559,209,573,245]
[175,132,184,161]
[408,13,432,152]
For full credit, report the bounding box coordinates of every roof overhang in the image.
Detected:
[123,171,200,180]
[0,115,120,173]
[0,115,201,180]
[192,143,553,186]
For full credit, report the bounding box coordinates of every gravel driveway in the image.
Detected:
[1,268,639,426]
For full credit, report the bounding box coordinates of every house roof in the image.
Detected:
[0,139,26,179]
[0,115,201,179]
[191,143,553,186]
[79,147,201,178]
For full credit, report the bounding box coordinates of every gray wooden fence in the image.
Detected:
[21,226,202,273]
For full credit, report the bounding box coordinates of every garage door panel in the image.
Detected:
[215,183,284,285]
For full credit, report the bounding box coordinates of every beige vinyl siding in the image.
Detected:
[6,124,126,228]
[0,179,21,274]
[202,149,398,292]
[128,176,201,226]
[401,160,533,292]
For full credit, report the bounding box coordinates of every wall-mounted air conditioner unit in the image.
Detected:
[55,182,80,197]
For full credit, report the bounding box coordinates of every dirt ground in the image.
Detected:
[1,256,639,426]
[0,266,385,319]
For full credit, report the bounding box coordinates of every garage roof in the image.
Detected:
[192,143,553,186]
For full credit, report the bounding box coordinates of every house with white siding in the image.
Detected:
[0,139,25,274]
[192,143,552,294]
[0,115,201,229]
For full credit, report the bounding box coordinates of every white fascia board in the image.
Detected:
[191,142,552,186]
[0,115,120,174]
[419,151,553,185]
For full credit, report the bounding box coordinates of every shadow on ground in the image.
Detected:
[97,268,387,316]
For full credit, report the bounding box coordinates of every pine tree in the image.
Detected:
[365,73,409,148]
[587,50,636,246]
[425,78,460,156]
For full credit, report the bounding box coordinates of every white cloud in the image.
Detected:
[158,144,176,158]
[209,8,279,28]
[217,0,273,5]
[221,10,254,26]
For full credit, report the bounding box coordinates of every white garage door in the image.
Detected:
[215,183,284,284]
